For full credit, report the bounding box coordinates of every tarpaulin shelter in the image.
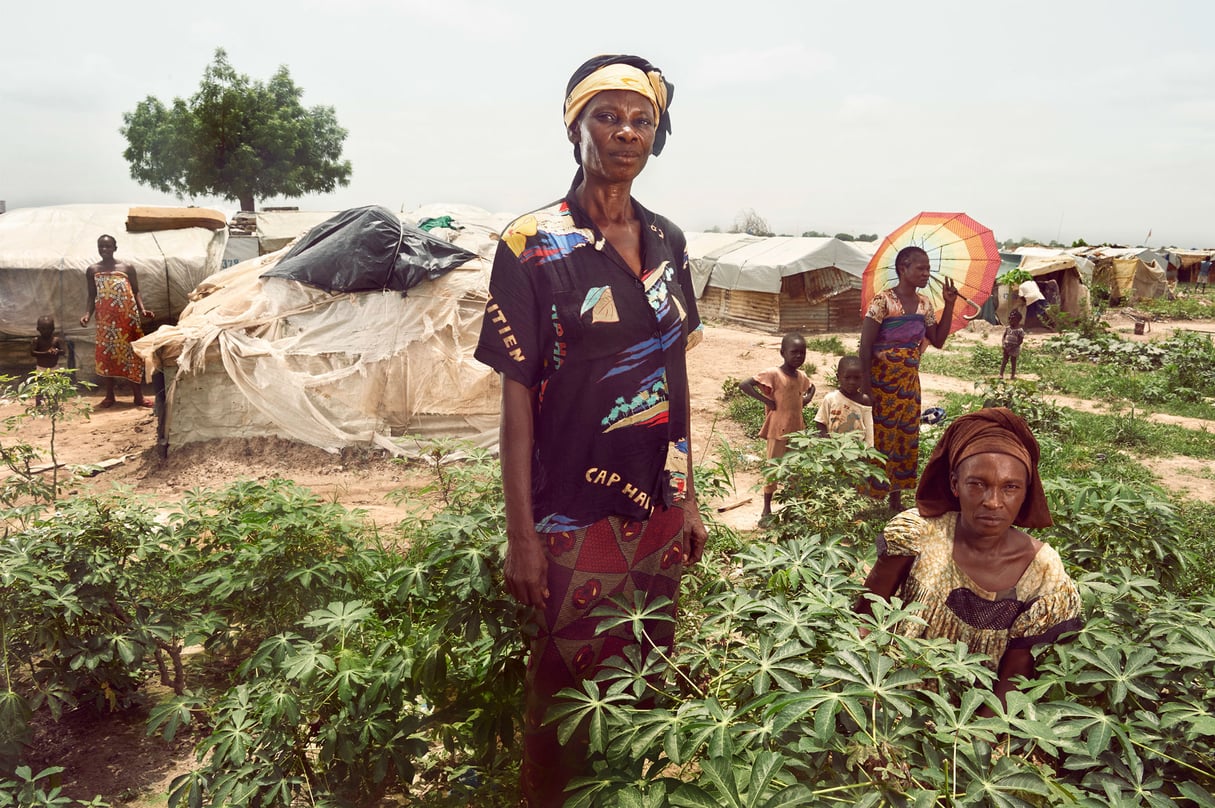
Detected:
[134,204,509,456]
[1103,257,1169,303]
[996,249,1093,325]
[0,204,226,376]
[689,235,871,333]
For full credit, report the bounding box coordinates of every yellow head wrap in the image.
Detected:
[563,63,669,130]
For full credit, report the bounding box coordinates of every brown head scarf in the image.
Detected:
[916,407,1053,528]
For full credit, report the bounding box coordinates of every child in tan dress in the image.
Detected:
[740,333,815,519]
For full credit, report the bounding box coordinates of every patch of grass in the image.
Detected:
[1175,500,1215,597]
[1134,295,1215,321]
[1068,408,1215,460]
[804,335,848,355]
[937,391,1172,486]
[921,336,1215,422]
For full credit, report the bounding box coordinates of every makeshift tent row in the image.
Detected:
[0,204,227,377]
[687,234,872,333]
[135,204,511,456]
[1001,248,1094,325]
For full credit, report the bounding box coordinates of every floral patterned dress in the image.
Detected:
[878,509,1083,670]
[93,270,144,383]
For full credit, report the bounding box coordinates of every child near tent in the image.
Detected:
[815,355,874,446]
[31,315,63,371]
[1000,309,1026,380]
[1198,256,1211,293]
[30,314,64,405]
[740,333,816,521]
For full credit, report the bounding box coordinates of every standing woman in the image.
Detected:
[474,55,706,806]
[79,234,154,407]
[859,246,957,511]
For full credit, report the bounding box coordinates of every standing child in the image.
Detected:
[740,333,816,520]
[30,314,64,407]
[31,315,63,371]
[1000,309,1025,380]
[815,355,874,447]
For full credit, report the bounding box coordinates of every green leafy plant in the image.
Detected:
[1,369,93,518]
[805,335,847,355]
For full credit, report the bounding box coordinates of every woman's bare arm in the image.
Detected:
[500,375,549,608]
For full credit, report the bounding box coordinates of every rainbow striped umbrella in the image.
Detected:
[860,211,1001,335]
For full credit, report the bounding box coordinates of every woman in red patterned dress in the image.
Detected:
[79,234,153,407]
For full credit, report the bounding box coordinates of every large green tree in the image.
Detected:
[121,48,352,212]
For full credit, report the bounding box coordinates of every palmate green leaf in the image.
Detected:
[699,590,763,635]
[547,678,634,754]
[1158,698,1215,740]
[302,600,373,637]
[1083,752,1170,808]
[677,697,740,760]
[1070,645,1164,705]
[622,707,681,763]
[237,632,305,676]
[695,755,741,808]
[147,692,206,741]
[762,687,852,745]
[1178,781,1215,807]
[590,592,677,645]
[595,643,671,700]
[670,784,726,808]
[1162,620,1215,670]
[998,693,1085,759]
[1027,701,1118,760]
[198,708,257,767]
[957,742,1052,808]
[920,688,1002,747]
[734,635,818,695]
[281,642,335,683]
[819,648,923,719]
[608,780,671,808]
[390,560,430,600]
[753,595,821,646]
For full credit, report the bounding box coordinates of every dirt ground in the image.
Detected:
[3,317,1214,803]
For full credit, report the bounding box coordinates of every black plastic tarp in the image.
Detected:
[260,205,476,293]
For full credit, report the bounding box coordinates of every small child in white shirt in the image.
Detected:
[815,355,874,447]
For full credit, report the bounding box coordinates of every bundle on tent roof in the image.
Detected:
[260,205,476,293]
[126,206,227,232]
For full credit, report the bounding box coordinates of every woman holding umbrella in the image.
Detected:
[859,245,957,511]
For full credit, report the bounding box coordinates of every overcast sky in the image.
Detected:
[4,1,1213,247]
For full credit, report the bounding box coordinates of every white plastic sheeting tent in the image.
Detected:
[0,204,227,375]
[685,232,760,297]
[702,236,870,292]
[134,204,510,456]
[688,234,872,333]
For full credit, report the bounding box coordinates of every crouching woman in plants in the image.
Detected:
[856,407,1083,709]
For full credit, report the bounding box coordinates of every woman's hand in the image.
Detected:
[941,277,959,307]
[505,525,549,608]
[681,500,707,565]
[141,309,155,320]
[79,314,89,327]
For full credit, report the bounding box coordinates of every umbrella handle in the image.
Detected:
[926,274,984,320]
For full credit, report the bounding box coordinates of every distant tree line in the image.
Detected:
[707,209,878,241]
